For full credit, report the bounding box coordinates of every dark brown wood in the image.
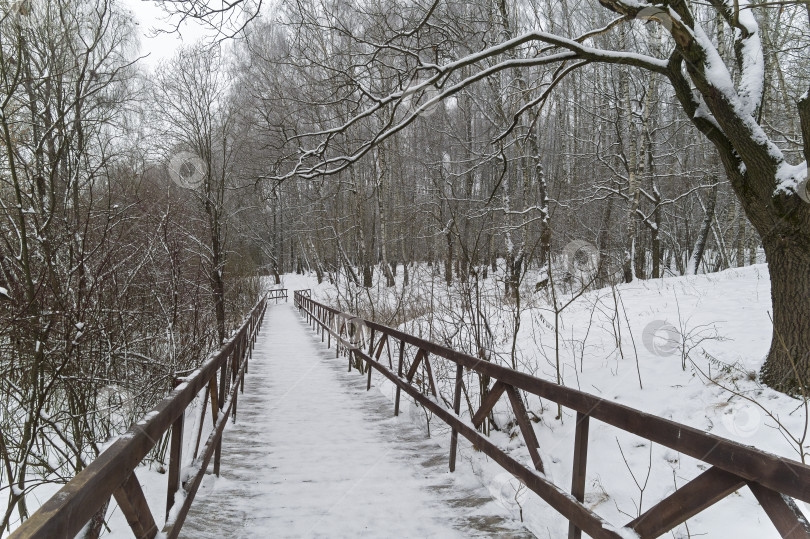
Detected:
[231,338,239,384]
[166,412,184,519]
[368,328,376,356]
[232,381,239,420]
[421,353,438,397]
[365,334,386,390]
[115,472,158,539]
[209,377,219,424]
[214,362,227,476]
[627,466,745,537]
[334,313,339,357]
[290,296,810,538]
[163,345,251,539]
[406,348,427,383]
[505,385,544,473]
[10,297,267,539]
[349,343,624,539]
[385,337,393,368]
[471,380,507,428]
[193,385,209,460]
[351,312,810,504]
[449,363,463,472]
[568,412,590,539]
[374,335,387,360]
[266,289,288,303]
[394,339,404,416]
[748,482,810,539]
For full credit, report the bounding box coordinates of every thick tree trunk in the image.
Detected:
[760,242,810,394]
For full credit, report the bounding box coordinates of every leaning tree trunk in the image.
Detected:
[636,2,810,393]
[687,180,718,276]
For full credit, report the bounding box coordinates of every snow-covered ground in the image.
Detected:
[10,264,804,538]
[174,304,531,537]
[275,264,809,538]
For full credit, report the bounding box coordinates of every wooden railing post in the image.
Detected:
[241,339,248,394]
[568,412,590,539]
[166,411,184,519]
[449,362,463,472]
[8,296,268,539]
[394,339,404,416]
[232,337,241,422]
[367,328,376,356]
[214,361,227,476]
[115,473,157,539]
[226,295,810,539]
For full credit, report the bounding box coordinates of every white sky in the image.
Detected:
[120,0,212,71]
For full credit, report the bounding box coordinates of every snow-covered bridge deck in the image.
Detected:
[180,305,531,538]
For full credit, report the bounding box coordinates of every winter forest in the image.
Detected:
[1,0,810,536]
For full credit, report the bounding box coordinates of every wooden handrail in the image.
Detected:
[266,288,288,302]
[294,291,810,539]
[11,296,269,539]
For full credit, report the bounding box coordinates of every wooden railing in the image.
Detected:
[294,291,810,539]
[267,288,288,303]
[11,296,269,539]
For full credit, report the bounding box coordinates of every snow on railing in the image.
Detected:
[294,290,810,539]
[10,296,269,539]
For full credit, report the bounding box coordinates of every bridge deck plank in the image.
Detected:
[180,305,533,538]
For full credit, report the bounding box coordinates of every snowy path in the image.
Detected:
[180,305,532,538]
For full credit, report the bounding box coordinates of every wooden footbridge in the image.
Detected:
[9,291,810,538]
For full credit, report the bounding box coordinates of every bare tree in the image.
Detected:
[263,0,809,393]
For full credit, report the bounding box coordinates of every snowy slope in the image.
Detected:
[73,265,810,538]
[309,264,806,538]
[496,264,803,538]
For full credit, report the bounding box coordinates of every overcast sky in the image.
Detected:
[120,0,212,71]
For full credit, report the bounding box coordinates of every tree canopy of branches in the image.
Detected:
[231,0,809,393]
